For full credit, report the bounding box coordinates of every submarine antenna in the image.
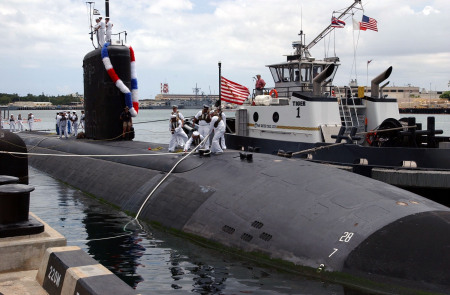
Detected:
[86,1,96,49]
[105,0,109,18]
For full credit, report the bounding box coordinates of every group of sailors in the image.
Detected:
[1,113,34,132]
[56,111,84,139]
[169,104,226,154]
[92,16,113,48]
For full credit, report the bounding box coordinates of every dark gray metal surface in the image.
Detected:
[18,133,450,293]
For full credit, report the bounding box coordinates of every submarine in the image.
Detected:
[3,9,450,294]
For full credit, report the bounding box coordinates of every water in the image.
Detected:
[29,167,352,295]
[10,109,450,142]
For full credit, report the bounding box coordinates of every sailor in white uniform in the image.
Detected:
[17,114,24,131]
[171,105,185,148]
[209,109,226,154]
[193,105,211,149]
[183,131,205,152]
[80,110,85,131]
[9,114,15,131]
[218,107,226,150]
[28,113,34,131]
[93,18,101,47]
[105,17,113,43]
[168,114,188,152]
[98,17,106,45]
[58,112,68,139]
[71,111,79,136]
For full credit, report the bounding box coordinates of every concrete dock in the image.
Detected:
[0,212,66,295]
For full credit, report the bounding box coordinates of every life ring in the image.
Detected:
[269,89,278,98]
[366,131,377,145]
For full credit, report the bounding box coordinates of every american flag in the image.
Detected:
[220,76,250,105]
[360,15,378,32]
[331,17,346,28]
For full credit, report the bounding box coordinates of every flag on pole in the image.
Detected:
[93,8,100,15]
[367,60,372,65]
[220,76,250,105]
[353,18,362,30]
[331,17,346,28]
[360,15,378,31]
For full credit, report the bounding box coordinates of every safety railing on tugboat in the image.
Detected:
[251,84,335,99]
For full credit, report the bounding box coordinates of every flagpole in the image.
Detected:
[218,61,222,108]
[366,60,372,88]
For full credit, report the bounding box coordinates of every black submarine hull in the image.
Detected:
[15,131,450,294]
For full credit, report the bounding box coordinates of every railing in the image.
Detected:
[113,31,128,44]
[251,84,335,99]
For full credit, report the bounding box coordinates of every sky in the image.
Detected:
[0,0,449,99]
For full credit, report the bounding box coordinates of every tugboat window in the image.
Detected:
[313,65,323,78]
[273,112,279,123]
[300,67,310,82]
[269,67,280,83]
[253,112,259,122]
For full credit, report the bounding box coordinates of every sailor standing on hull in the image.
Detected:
[80,110,85,131]
[27,113,34,131]
[58,112,68,139]
[168,114,188,152]
[193,105,211,149]
[9,114,15,131]
[67,111,72,135]
[55,112,60,135]
[209,109,225,154]
[218,107,226,150]
[71,111,79,136]
[17,114,24,132]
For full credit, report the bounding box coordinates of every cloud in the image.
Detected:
[422,5,440,15]
[0,0,449,97]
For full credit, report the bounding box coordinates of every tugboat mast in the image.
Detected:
[295,0,362,59]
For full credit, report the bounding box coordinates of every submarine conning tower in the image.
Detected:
[83,45,131,140]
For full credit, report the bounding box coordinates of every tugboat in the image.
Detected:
[218,0,450,192]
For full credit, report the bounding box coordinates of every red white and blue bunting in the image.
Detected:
[101,42,139,117]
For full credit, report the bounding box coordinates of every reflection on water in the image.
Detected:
[29,167,375,295]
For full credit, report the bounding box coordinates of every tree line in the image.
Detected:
[0,93,82,106]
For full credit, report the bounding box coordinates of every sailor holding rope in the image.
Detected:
[193,105,211,149]
[168,114,188,152]
[184,131,205,152]
[209,109,225,154]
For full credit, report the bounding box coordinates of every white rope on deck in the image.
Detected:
[0,151,177,157]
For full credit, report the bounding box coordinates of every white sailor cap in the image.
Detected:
[203,104,209,109]
[193,131,200,136]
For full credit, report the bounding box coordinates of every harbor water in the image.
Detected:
[10,110,450,294]
[4,109,450,142]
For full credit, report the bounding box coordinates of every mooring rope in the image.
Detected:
[133,133,211,222]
